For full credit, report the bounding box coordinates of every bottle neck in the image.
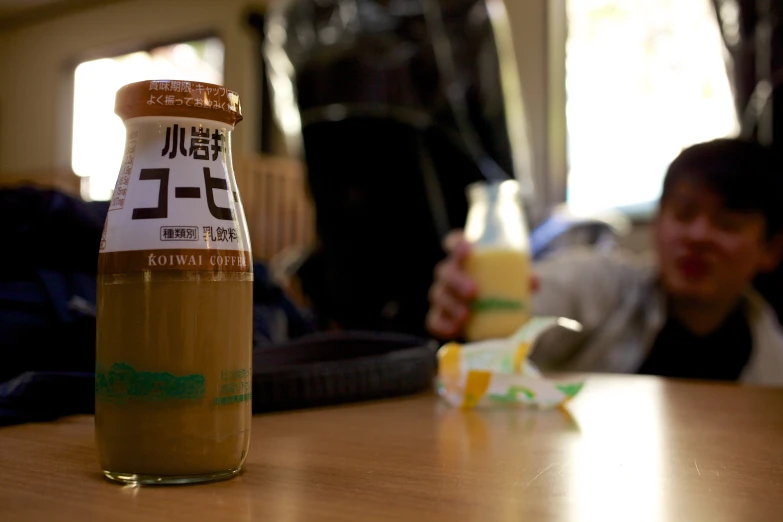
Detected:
[124,116,235,153]
[101,114,249,260]
[122,115,235,175]
[465,180,529,251]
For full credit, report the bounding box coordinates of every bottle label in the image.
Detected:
[99,117,251,274]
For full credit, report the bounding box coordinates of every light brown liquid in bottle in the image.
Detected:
[95,271,252,478]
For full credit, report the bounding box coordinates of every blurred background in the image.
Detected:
[0,0,779,335]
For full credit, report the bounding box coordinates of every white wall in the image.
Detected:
[0,0,263,175]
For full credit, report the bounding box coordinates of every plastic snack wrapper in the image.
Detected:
[436,317,585,409]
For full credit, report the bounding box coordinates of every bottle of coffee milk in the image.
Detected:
[96,80,252,485]
[463,180,532,341]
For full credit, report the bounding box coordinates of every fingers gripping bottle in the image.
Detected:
[463,180,532,341]
[95,80,252,485]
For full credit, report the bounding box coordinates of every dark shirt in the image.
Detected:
[638,304,752,381]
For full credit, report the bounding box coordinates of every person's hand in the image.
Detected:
[426,230,478,339]
[426,230,540,340]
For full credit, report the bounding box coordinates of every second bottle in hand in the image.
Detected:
[463,179,532,341]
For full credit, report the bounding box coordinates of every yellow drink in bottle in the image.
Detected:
[464,247,531,341]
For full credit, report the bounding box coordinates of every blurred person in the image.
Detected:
[427,138,783,385]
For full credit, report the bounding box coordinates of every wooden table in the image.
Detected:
[1,375,782,521]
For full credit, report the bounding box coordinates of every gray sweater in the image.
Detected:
[530,248,783,386]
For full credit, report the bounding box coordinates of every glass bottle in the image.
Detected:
[463,179,531,341]
[95,80,252,485]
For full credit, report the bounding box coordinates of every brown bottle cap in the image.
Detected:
[115,79,243,126]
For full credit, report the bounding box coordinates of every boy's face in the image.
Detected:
[654,180,781,304]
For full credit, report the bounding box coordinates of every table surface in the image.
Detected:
[1,374,782,522]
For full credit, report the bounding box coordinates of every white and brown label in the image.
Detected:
[100,249,252,274]
[100,117,251,273]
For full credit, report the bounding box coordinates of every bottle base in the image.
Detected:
[102,467,242,486]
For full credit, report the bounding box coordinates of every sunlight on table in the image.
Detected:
[566,379,666,522]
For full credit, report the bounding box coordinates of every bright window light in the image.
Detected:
[565,0,739,215]
[72,38,224,201]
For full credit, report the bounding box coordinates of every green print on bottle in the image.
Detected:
[213,393,252,406]
[212,367,252,407]
[471,297,526,312]
[95,362,206,403]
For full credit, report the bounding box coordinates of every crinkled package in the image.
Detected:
[436,317,585,409]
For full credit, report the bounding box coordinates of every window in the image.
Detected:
[565,0,739,215]
[72,37,224,201]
